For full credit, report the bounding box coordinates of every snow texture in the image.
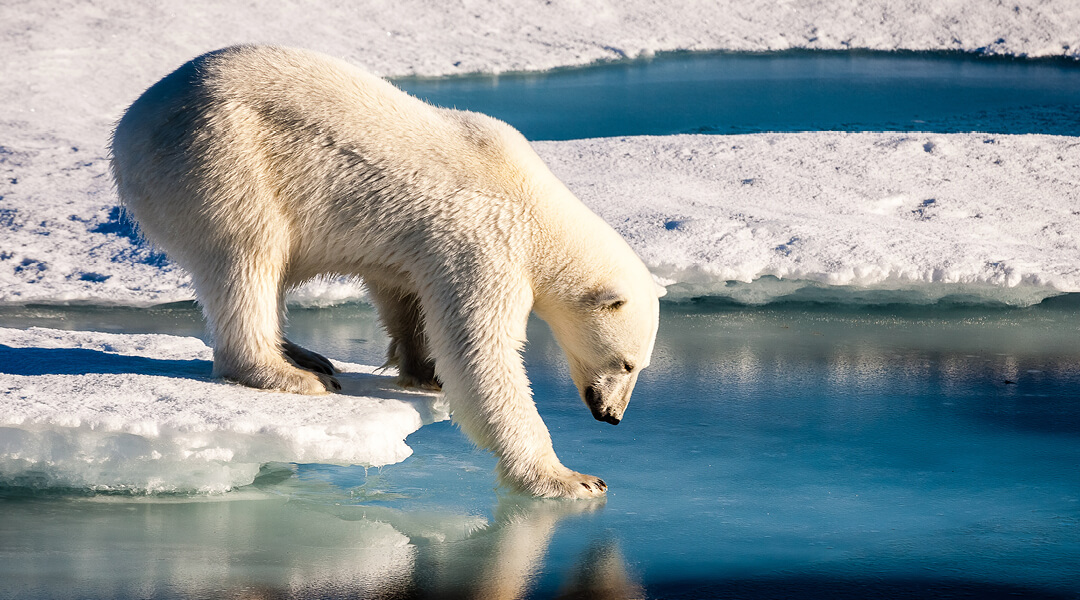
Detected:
[535,133,1080,305]
[2,0,1079,307]
[3,132,1078,307]
[0,327,448,493]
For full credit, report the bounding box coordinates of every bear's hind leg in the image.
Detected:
[367,282,440,390]
[199,251,340,394]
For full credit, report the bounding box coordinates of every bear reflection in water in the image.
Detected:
[3,488,642,598]
[218,497,641,599]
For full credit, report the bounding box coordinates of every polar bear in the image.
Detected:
[110,45,660,499]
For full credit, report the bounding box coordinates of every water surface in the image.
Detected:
[396,51,1080,139]
[2,300,1079,598]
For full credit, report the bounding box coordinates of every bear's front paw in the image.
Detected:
[272,368,341,394]
[556,470,608,499]
[516,467,608,499]
[221,364,340,395]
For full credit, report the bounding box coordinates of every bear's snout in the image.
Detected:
[585,385,622,425]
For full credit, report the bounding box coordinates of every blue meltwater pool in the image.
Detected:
[2,298,1079,598]
[395,50,1080,139]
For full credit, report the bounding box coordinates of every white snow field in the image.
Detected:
[4,132,1078,307]
[2,0,1079,491]
[3,0,1079,307]
[541,133,1080,304]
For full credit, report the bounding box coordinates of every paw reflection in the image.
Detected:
[421,496,641,599]
[557,541,644,600]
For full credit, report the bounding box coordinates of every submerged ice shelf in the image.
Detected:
[0,327,447,493]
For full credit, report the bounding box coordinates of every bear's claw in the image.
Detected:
[395,373,443,391]
[320,373,342,392]
[527,468,608,499]
[283,339,337,375]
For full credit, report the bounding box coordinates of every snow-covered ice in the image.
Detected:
[0,327,447,492]
[3,0,1079,307]
[537,133,1080,304]
[4,132,1078,307]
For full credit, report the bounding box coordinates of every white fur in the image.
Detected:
[110,45,660,498]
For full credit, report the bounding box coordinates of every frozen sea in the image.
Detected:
[3,3,1080,597]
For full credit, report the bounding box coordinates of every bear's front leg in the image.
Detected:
[463,395,609,499]
[441,361,608,499]
[420,282,607,499]
[451,373,613,498]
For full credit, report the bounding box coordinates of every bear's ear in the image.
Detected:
[585,289,629,310]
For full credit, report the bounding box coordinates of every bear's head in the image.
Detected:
[539,258,661,425]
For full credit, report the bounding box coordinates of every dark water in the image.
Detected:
[395,51,1080,139]
[2,299,1079,599]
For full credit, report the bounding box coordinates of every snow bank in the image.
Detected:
[0,327,448,493]
[4,132,1078,307]
[536,132,1080,304]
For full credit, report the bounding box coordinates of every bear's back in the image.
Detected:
[114,45,544,204]
[114,46,440,163]
[110,45,570,277]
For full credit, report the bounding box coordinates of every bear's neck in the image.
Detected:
[528,187,624,317]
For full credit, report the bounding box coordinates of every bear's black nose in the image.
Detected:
[601,414,621,425]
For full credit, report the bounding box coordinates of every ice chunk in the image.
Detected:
[0,327,448,493]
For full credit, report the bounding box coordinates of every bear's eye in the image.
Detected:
[622,360,635,373]
[585,289,628,311]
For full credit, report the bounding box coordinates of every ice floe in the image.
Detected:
[0,327,447,492]
[535,132,1080,305]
